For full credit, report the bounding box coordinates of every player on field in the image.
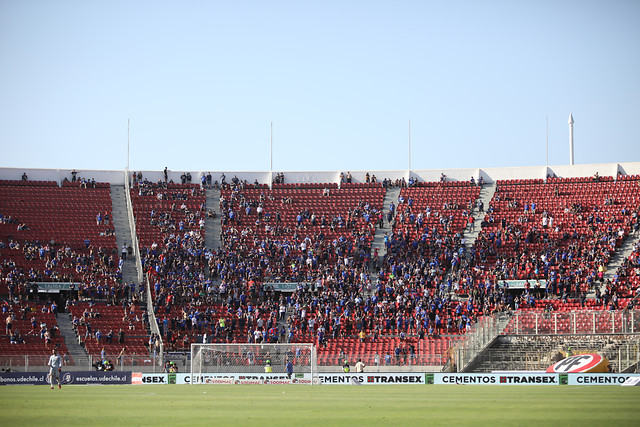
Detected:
[48,348,63,389]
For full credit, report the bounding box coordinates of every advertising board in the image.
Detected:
[0,371,131,385]
[176,373,311,384]
[320,373,425,385]
[567,373,640,385]
[132,373,169,385]
[433,373,559,385]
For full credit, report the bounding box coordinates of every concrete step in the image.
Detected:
[110,185,140,287]
[57,313,91,368]
[462,183,496,254]
[371,186,401,258]
[205,187,222,251]
[599,232,640,295]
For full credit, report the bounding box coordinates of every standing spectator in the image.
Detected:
[5,314,12,334]
[121,243,128,261]
[285,359,294,379]
[355,359,365,373]
[117,347,127,366]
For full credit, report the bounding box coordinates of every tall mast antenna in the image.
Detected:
[568,113,574,165]
[408,119,411,173]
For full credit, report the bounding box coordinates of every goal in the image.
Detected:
[190,343,317,384]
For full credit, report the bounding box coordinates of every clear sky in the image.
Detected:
[1,0,639,173]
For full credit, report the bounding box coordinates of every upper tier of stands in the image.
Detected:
[463,177,640,296]
[130,181,206,248]
[218,183,385,282]
[0,180,119,296]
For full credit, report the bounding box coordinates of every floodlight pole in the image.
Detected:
[408,119,411,174]
[127,119,130,171]
[568,113,574,165]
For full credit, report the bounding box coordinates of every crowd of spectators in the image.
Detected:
[3,173,640,364]
[609,238,640,299]
[134,175,640,356]
[141,177,496,353]
[458,180,640,302]
[0,178,151,361]
[1,301,66,353]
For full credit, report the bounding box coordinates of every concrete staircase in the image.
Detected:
[110,185,139,287]
[57,313,91,370]
[440,183,495,299]
[600,231,640,295]
[371,186,400,260]
[205,187,222,251]
[462,183,496,253]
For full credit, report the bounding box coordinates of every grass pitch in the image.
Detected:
[0,384,638,426]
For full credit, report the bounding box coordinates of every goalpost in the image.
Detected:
[190,343,317,384]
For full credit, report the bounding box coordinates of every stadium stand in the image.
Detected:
[0,180,118,293]
[1,166,639,373]
[609,241,640,298]
[463,177,640,298]
[1,302,68,360]
[0,178,153,367]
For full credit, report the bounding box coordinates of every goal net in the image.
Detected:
[190,343,317,384]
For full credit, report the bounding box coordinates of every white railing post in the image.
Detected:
[146,272,164,370]
[123,170,144,285]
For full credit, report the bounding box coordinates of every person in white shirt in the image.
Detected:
[355,359,366,373]
[47,348,63,389]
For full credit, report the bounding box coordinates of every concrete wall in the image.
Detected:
[0,168,126,186]
[1,162,639,186]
